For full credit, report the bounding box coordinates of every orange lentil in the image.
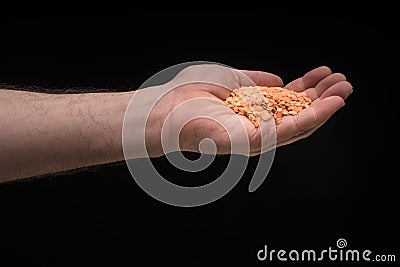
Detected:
[224,86,312,127]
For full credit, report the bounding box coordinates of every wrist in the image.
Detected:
[122,85,170,159]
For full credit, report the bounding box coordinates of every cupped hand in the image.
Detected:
[178,66,352,154]
[140,65,352,157]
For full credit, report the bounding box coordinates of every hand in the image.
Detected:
[123,64,353,158]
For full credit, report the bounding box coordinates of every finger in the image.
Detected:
[276,95,344,144]
[240,70,284,87]
[320,80,353,100]
[302,87,319,101]
[285,66,332,92]
[303,81,353,101]
[315,72,348,96]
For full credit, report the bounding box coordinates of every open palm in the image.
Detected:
[174,66,352,156]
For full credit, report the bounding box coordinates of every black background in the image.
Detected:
[0,8,398,266]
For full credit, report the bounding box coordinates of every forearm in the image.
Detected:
[0,89,134,183]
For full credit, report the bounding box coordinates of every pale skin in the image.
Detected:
[0,66,353,183]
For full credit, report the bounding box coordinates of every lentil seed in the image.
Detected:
[224,86,312,127]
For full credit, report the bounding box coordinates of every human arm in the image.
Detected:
[0,65,353,183]
[0,89,134,183]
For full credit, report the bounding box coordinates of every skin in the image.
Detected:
[0,66,353,183]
